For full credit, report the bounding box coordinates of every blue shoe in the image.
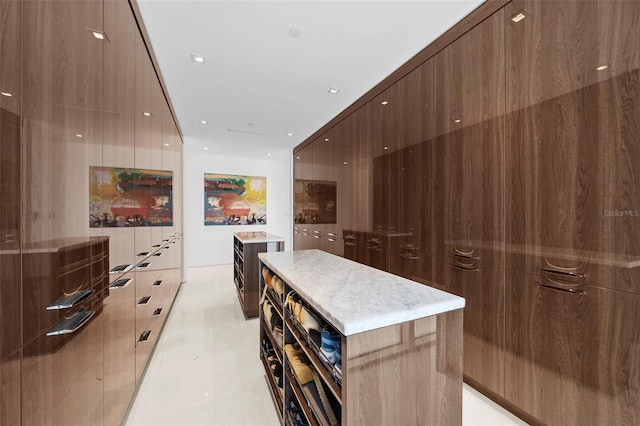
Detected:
[321,327,341,365]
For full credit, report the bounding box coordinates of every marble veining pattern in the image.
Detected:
[258,249,465,335]
[234,232,285,244]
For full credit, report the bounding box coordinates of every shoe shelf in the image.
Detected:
[232,232,284,319]
[285,316,342,402]
[261,349,284,422]
[259,250,466,426]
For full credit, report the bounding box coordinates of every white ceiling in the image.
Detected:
[137,0,485,158]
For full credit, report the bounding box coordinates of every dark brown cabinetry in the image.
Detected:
[0,0,184,424]
[294,1,640,424]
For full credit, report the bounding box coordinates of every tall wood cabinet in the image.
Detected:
[293,1,640,424]
[0,0,184,424]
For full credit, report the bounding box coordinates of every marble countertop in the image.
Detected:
[234,231,284,244]
[258,249,465,336]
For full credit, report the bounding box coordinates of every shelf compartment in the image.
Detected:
[286,318,342,403]
[285,368,320,426]
[261,318,284,366]
[262,311,284,354]
[265,287,284,319]
[260,351,284,422]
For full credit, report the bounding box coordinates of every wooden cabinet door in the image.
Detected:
[505,0,640,295]
[433,9,505,270]
[505,272,640,425]
[445,264,505,396]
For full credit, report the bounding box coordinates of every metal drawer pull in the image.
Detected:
[47,289,94,310]
[137,251,149,257]
[294,231,300,234]
[344,234,356,240]
[109,264,132,274]
[449,263,479,272]
[153,308,163,316]
[313,230,321,234]
[367,238,381,243]
[400,253,418,260]
[110,278,132,289]
[152,280,163,287]
[538,268,584,279]
[46,311,94,336]
[344,242,356,246]
[327,232,336,237]
[162,246,170,249]
[136,262,151,269]
[538,281,585,295]
[451,252,479,260]
[138,330,152,343]
[153,252,163,257]
[152,244,161,248]
[400,244,418,250]
[328,238,336,242]
[137,296,151,305]
[314,235,321,239]
[303,233,310,236]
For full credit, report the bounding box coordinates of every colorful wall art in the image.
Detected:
[204,174,267,225]
[294,179,337,224]
[89,167,173,227]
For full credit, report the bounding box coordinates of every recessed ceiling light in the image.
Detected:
[142,112,152,117]
[454,119,461,123]
[324,138,329,142]
[596,65,609,71]
[511,11,526,23]
[381,100,389,105]
[267,153,271,157]
[1,91,13,97]
[200,120,208,124]
[287,132,294,136]
[383,146,388,150]
[289,28,302,38]
[191,54,206,64]
[164,143,170,146]
[89,29,109,41]
[204,147,209,151]
[75,134,83,138]
[328,88,340,94]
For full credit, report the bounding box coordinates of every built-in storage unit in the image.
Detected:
[259,249,465,426]
[233,232,284,318]
[293,1,640,424]
[0,0,184,424]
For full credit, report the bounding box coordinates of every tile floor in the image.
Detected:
[126,265,528,426]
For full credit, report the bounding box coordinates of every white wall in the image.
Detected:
[183,140,292,267]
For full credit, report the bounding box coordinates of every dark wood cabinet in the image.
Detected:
[505,272,640,426]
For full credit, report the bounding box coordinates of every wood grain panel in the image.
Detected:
[445,263,504,396]
[505,0,640,295]
[0,0,21,116]
[0,350,21,425]
[505,272,640,425]
[433,9,505,270]
[344,309,463,426]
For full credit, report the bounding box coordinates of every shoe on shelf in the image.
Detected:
[321,327,341,365]
[335,340,342,376]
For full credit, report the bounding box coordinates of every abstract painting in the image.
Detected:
[89,167,173,227]
[204,174,267,225]
[294,179,337,224]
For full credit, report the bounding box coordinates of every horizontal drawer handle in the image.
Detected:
[110,278,132,289]
[539,268,584,279]
[344,235,356,240]
[327,238,336,242]
[449,263,479,272]
[327,232,336,237]
[313,230,321,234]
[344,242,356,246]
[47,289,93,310]
[400,253,418,260]
[153,252,163,257]
[153,308,163,316]
[314,235,321,239]
[136,262,151,269]
[152,280,163,287]
[137,296,151,306]
[152,244,161,248]
[400,244,418,251]
[451,252,479,261]
[109,264,132,274]
[46,311,94,336]
[538,281,585,295]
[138,330,152,343]
[137,252,149,257]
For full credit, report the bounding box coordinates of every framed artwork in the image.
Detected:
[294,179,337,224]
[204,173,267,225]
[89,166,173,227]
